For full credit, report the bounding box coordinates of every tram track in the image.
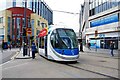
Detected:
[77,61,119,71]
[63,62,119,79]
[83,53,120,59]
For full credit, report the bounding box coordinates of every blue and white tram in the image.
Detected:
[38,25,79,61]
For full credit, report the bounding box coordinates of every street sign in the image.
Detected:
[26,28,32,35]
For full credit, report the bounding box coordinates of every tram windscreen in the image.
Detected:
[50,28,78,49]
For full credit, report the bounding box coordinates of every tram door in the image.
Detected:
[45,36,47,57]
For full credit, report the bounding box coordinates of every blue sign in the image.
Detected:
[90,14,119,27]
[99,34,105,38]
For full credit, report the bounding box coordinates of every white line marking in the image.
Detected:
[11,51,20,60]
[2,62,29,70]
[0,60,12,67]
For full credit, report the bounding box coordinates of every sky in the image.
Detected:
[0,0,84,32]
[44,0,84,32]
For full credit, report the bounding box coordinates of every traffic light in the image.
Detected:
[95,30,98,37]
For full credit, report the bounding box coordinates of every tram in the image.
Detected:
[38,25,79,61]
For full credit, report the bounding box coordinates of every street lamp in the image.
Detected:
[22,0,28,56]
[79,11,84,52]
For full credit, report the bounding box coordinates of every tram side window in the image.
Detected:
[39,37,44,49]
[50,33,56,48]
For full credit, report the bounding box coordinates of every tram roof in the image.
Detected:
[48,24,73,30]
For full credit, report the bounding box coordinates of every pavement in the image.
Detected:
[13,45,120,59]
[13,48,32,59]
[81,45,120,59]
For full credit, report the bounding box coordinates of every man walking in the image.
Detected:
[110,41,114,56]
[31,42,36,59]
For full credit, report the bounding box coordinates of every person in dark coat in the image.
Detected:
[110,41,114,56]
[31,42,36,59]
[87,42,91,50]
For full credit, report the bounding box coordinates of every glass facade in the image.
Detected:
[16,18,20,39]
[12,0,53,25]
[12,18,15,39]
[31,19,34,36]
[8,17,11,35]
[89,0,120,16]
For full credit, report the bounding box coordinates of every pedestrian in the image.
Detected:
[87,42,91,50]
[31,42,36,59]
[110,41,114,56]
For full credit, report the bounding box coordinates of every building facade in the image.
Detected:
[7,0,53,25]
[7,7,33,47]
[30,13,48,44]
[0,7,48,47]
[0,10,12,45]
[80,0,120,49]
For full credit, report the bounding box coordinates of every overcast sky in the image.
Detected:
[44,0,84,32]
[0,0,84,32]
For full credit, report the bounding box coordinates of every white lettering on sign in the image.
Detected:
[13,14,23,17]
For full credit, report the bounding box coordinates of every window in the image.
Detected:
[94,0,97,7]
[50,30,57,48]
[22,18,25,27]
[8,17,11,35]
[0,17,3,23]
[16,18,20,39]
[38,20,40,26]
[0,28,4,41]
[30,0,33,8]
[12,18,15,38]
[90,4,92,10]
[111,1,118,8]
[0,28,4,34]
[39,37,44,48]
[50,29,78,49]
[31,19,34,36]
[41,23,46,28]
[35,0,37,13]
[95,6,99,14]
[13,0,16,7]
[119,1,120,5]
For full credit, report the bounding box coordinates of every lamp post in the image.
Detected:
[23,0,28,56]
[79,11,84,52]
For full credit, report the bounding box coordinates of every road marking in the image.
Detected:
[11,51,20,60]
[0,51,19,66]
[0,60,12,67]
[2,62,29,70]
